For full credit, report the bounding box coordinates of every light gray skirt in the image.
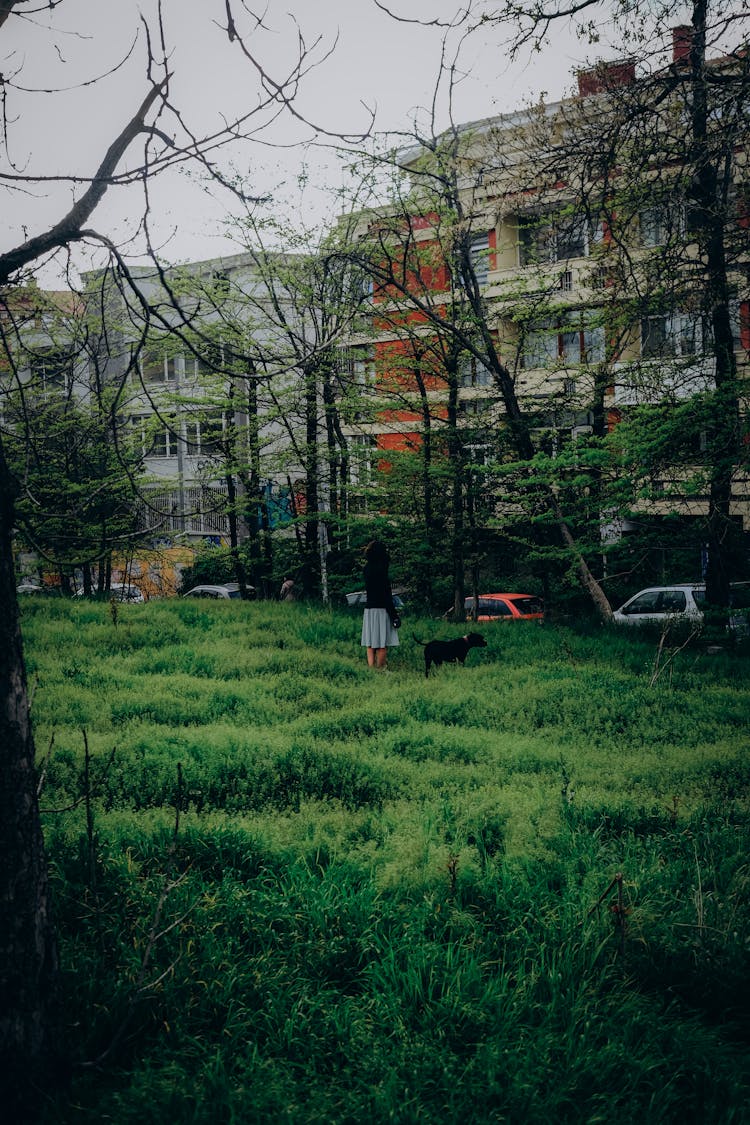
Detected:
[361,607,400,648]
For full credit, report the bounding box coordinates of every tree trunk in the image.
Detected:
[0,435,58,1111]
[555,503,614,620]
[302,362,321,597]
[686,0,740,607]
[446,360,466,618]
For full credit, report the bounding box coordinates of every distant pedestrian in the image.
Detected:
[360,539,400,669]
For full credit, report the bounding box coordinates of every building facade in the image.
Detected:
[340,24,750,574]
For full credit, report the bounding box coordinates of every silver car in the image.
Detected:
[613,583,750,635]
[182,582,246,599]
[75,582,145,602]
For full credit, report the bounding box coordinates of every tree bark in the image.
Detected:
[685,0,740,607]
[0,433,58,1109]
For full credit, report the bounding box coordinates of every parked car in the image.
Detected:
[76,582,145,602]
[464,593,545,621]
[16,582,61,596]
[182,582,248,599]
[110,582,145,603]
[613,583,750,636]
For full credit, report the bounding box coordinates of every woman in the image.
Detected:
[360,539,400,669]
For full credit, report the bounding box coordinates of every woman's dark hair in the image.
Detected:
[364,539,389,566]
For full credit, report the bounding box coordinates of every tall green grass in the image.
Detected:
[17,598,750,1123]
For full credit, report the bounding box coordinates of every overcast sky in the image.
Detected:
[1,0,697,283]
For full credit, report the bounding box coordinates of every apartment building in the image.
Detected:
[83,250,317,550]
[2,251,323,591]
[345,24,750,553]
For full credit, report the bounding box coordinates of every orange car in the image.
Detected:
[464,593,544,621]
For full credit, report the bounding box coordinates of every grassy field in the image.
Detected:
[18,597,750,1123]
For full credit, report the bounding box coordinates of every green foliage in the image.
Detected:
[177,542,237,592]
[19,599,750,1123]
[5,388,144,575]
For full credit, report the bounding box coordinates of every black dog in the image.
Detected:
[413,631,487,678]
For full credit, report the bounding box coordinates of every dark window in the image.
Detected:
[142,350,177,383]
[640,203,686,247]
[458,354,492,387]
[511,596,544,615]
[465,597,512,616]
[199,411,226,452]
[522,317,604,368]
[519,211,592,266]
[624,590,687,615]
[29,348,73,392]
[623,591,662,614]
[659,590,687,613]
[641,313,707,359]
[469,232,490,286]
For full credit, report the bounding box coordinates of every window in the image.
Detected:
[521,315,604,368]
[354,347,375,386]
[142,350,177,383]
[466,597,513,617]
[556,213,587,259]
[519,214,551,266]
[639,202,691,247]
[640,312,708,358]
[151,424,180,459]
[518,211,594,266]
[729,297,746,352]
[640,206,669,247]
[338,346,374,386]
[466,444,492,469]
[349,434,376,484]
[129,415,179,459]
[590,266,609,290]
[581,321,605,363]
[468,232,490,287]
[192,341,226,380]
[199,410,226,452]
[460,398,492,416]
[623,590,687,615]
[347,265,374,302]
[127,415,149,457]
[29,347,72,393]
[184,411,227,455]
[522,322,559,368]
[458,354,492,387]
[184,420,200,454]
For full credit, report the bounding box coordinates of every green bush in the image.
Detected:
[177,543,237,592]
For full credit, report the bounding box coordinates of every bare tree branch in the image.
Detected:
[0,78,168,284]
[372,0,472,29]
